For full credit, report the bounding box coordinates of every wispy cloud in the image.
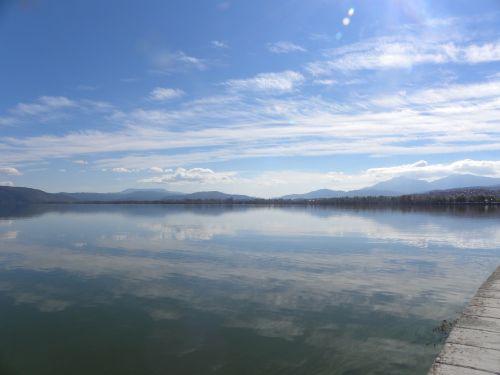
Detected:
[0,167,22,176]
[13,96,77,116]
[372,80,500,107]
[364,159,500,180]
[0,96,114,126]
[224,70,304,93]
[1,77,500,168]
[306,38,500,75]
[140,167,236,184]
[149,87,185,101]
[112,167,133,173]
[211,40,228,49]
[464,42,500,63]
[149,167,164,173]
[152,50,207,73]
[267,41,306,54]
[0,181,14,187]
[313,79,337,86]
[0,116,17,126]
[73,160,88,165]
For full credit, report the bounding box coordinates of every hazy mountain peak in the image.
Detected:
[120,188,170,194]
[280,189,346,200]
[362,176,430,195]
[429,174,500,191]
[278,174,500,199]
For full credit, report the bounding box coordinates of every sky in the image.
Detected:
[0,0,500,197]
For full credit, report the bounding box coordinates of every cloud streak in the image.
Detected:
[112,167,133,173]
[211,40,228,49]
[13,96,77,116]
[0,167,21,176]
[223,70,305,93]
[140,168,236,185]
[307,38,500,75]
[149,87,185,101]
[364,159,500,180]
[267,41,306,54]
[152,50,207,73]
[1,78,500,169]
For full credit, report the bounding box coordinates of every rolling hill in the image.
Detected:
[0,186,75,204]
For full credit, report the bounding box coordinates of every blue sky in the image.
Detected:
[1,0,500,196]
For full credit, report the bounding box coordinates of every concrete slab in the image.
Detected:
[428,266,500,374]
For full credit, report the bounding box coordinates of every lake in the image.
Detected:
[0,204,499,375]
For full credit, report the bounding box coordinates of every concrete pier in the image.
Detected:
[428,266,500,374]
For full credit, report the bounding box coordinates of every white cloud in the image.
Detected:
[306,38,500,75]
[153,50,207,73]
[464,42,500,63]
[149,167,164,173]
[14,96,77,116]
[140,167,236,185]
[0,96,113,126]
[224,70,304,93]
[112,167,133,173]
[365,159,500,180]
[313,79,337,86]
[2,79,500,175]
[0,167,21,176]
[149,87,184,101]
[211,40,228,49]
[372,80,500,107]
[267,41,306,54]
[73,160,88,165]
[0,181,14,187]
[81,100,114,112]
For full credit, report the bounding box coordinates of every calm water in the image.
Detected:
[0,204,499,375]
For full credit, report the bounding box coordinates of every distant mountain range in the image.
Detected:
[1,174,500,204]
[0,186,255,204]
[280,174,500,199]
[64,188,184,202]
[64,189,255,202]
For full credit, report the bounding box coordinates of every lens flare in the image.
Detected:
[342,17,350,26]
[348,8,355,17]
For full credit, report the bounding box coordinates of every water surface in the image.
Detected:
[0,205,499,375]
